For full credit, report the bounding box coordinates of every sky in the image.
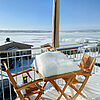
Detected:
[0,0,100,30]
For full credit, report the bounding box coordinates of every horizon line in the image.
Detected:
[0,29,100,32]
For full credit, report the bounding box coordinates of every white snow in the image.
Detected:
[32,52,80,77]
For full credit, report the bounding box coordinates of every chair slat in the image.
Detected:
[12,69,32,77]
[16,79,43,92]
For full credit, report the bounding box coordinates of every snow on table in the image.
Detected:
[32,51,80,77]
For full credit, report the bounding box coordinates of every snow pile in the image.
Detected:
[32,52,80,77]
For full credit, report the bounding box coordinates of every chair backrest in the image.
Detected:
[3,62,18,89]
[78,53,96,72]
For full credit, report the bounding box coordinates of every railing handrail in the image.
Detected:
[0,47,41,53]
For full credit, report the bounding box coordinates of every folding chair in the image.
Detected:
[31,53,96,100]
[3,61,44,100]
[61,53,96,100]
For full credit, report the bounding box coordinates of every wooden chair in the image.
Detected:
[31,53,96,100]
[3,61,44,100]
[63,53,96,100]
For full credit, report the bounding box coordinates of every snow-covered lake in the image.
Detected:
[0,30,100,47]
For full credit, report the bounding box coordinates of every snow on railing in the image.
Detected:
[0,45,100,100]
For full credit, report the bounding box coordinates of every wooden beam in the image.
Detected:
[16,79,43,92]
[12,69,32,77]
[52,0,60,48]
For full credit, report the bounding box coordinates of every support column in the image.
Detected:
[52,0,60,48]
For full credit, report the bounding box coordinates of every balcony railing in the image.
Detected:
[0,44,100,100]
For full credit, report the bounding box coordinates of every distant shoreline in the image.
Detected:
[0,29,100,33]
[0,30,52,33]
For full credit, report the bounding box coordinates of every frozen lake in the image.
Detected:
[0,30,100,47]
